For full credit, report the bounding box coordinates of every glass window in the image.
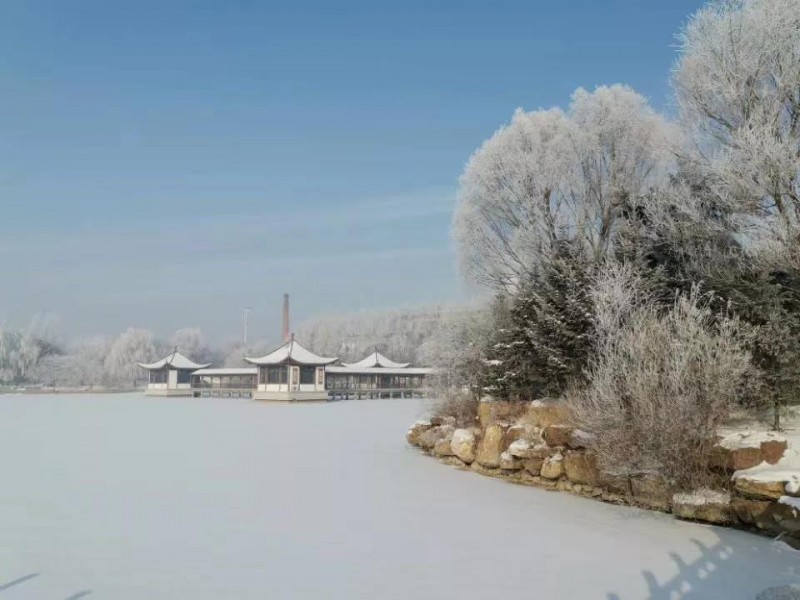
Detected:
[300,366,316,385]
[149,369,167,384]
[177,370,191,384]
[267,366,288,384]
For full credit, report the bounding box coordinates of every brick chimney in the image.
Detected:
[282,293,290,342]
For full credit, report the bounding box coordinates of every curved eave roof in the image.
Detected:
[138,350,211,371]
[342,350,410,369]
[326,366,436,376]
[244,338,337,366]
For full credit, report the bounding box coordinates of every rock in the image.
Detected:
[433,433,455,457]
[631,476,671,511]
[524,400,572,428]
[731,498,772,526]
[761,440,788,465]
[671,489,733,524]
[543,425,573,448]
[450,428,479,464]
[540,453,565,480]
[567,429,592,450]
[476,424,508,468]
[710,445,763,471]
[522,457,544,476]
[757,585,800,600]
[417,425,455,451]
[500,451,523,470]
[563,451,598,485]
[734,477,787,501]
[507,439,550,460]
[406,420,433,446]
[477,400,523,428]
[430,415,456,428]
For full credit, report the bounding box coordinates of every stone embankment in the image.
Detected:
[407,400,800,548]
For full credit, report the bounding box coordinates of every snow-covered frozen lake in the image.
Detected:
[0,393,796,599]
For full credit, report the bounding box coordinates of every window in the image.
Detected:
[300,366,316,385]
[267,366,288,384]
[149,369,167,384]
[177,370,191,384]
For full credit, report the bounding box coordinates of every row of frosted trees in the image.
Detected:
[434,0,800,489]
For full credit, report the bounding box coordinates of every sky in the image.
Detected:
[0,0,704,344]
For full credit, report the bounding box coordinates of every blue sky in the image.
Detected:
[0,0,703,343]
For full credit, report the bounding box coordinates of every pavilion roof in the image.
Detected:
[244,337,337,366]
[342,350,410,369]
[138,349,211,371]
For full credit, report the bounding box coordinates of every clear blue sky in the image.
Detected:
[0,0,703,343]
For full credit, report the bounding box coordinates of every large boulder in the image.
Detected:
[406,420,433,446]
[563,451,598,485]
[507,439,550,460]
[540,453,565,480]
[731,498,773,526]
[672,489,733,524]
[631,476,671,511]
[450,428,480,464]
[710,445,764,471]
[734,477,787,501]
[477,400,522,428]
[475,424,508,468]
[433,430,456,457]
[543,425,573,448]
[761,440,788,465]
[567,429,593,450]
[417,425,455,452]
[524,400,572,428]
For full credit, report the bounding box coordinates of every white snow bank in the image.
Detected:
[733,448,800,495]
[717,428,786,450]
[779,496,800,512]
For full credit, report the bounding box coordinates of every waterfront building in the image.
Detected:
[138,349,211,396]
[244,335,337,401]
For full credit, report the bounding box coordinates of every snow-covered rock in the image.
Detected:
[672,489,733,524]
[500,451,523,471]
[406,419,433,446]
[450,428,479,464]
[507,438,550,459]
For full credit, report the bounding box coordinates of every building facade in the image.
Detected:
[244,335,337,401]
[138,350,211,396]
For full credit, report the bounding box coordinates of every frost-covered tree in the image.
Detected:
[674,0,800,250]
[171,327,214,364]
[454,85,675,291]
[486,240,595,400]
[295,306,452,365]
[103,328,156,388]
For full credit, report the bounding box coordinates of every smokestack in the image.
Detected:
[282,293,290,342]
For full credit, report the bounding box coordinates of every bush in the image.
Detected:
[431,393,479,428]
[568,275,756,491]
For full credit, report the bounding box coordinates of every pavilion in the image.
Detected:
[138,349,211,396]
[327,349,435,399]
[244,335,337,402]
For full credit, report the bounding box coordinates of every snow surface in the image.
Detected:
[0,393,797,599]
[730,414,800,495]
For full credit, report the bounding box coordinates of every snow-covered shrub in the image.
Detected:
[431,393,479,428]
[568,272,756,490]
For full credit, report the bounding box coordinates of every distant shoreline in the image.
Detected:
[0,387,143,395]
